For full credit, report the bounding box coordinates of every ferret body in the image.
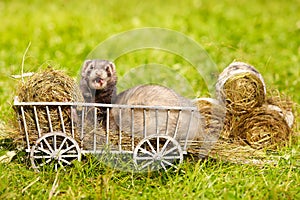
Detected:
[80,59,117,125]
[111,85,204,141]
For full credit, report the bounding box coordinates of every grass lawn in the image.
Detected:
[0,0,300,199]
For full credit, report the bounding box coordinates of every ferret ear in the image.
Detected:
[81,59,93,77]
[106,62,116,76]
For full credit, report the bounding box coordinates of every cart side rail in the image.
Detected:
[13,96,204,153]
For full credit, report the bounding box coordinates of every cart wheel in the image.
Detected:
[133,135,183,171]
[30,132,81,171]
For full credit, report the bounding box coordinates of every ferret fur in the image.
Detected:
[111,84,204,141]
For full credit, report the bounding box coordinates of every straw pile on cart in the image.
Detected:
[13,67,84,145]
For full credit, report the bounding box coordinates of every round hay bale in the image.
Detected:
[216,62,266,115]
[232,106,291,150]
[14,67,83,145]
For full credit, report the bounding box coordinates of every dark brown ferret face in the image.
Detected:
[81,59,116,90]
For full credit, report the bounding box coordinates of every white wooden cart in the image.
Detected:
[14,97,201,172]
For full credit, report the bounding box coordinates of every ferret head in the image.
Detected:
[81,59,116,90]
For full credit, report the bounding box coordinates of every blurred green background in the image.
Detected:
[1,0,299,110]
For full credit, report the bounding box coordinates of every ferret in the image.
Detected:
[80,59,117,104]
[80,59,117,125]
[111,84,204,141]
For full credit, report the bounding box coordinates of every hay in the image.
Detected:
[231,106,291,150]
[216,62,266,115]
[188,62,296,164]
[78,107,144,151]
[193,98,226,140]
[81,123,143,152]
[266,90,294,112]
[265,90,295,128]
[14,67,84,145]
[187,139,279,165]
[17,67,83,103]
[221,112,240,141]
[219,72,265,114]
[194,91,296,164]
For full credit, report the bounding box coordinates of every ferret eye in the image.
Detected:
[90,65,94,69]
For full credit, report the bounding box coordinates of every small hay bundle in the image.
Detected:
[17,67,83,102]
[14,67,83,144]
[193,98,226,139]
[231,106,291,150]
[216,62,266,115]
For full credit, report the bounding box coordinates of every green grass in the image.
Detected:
[1,156,299,199]
[1,0,300,199]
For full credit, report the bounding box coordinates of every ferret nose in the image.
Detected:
[95,70,101,76]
